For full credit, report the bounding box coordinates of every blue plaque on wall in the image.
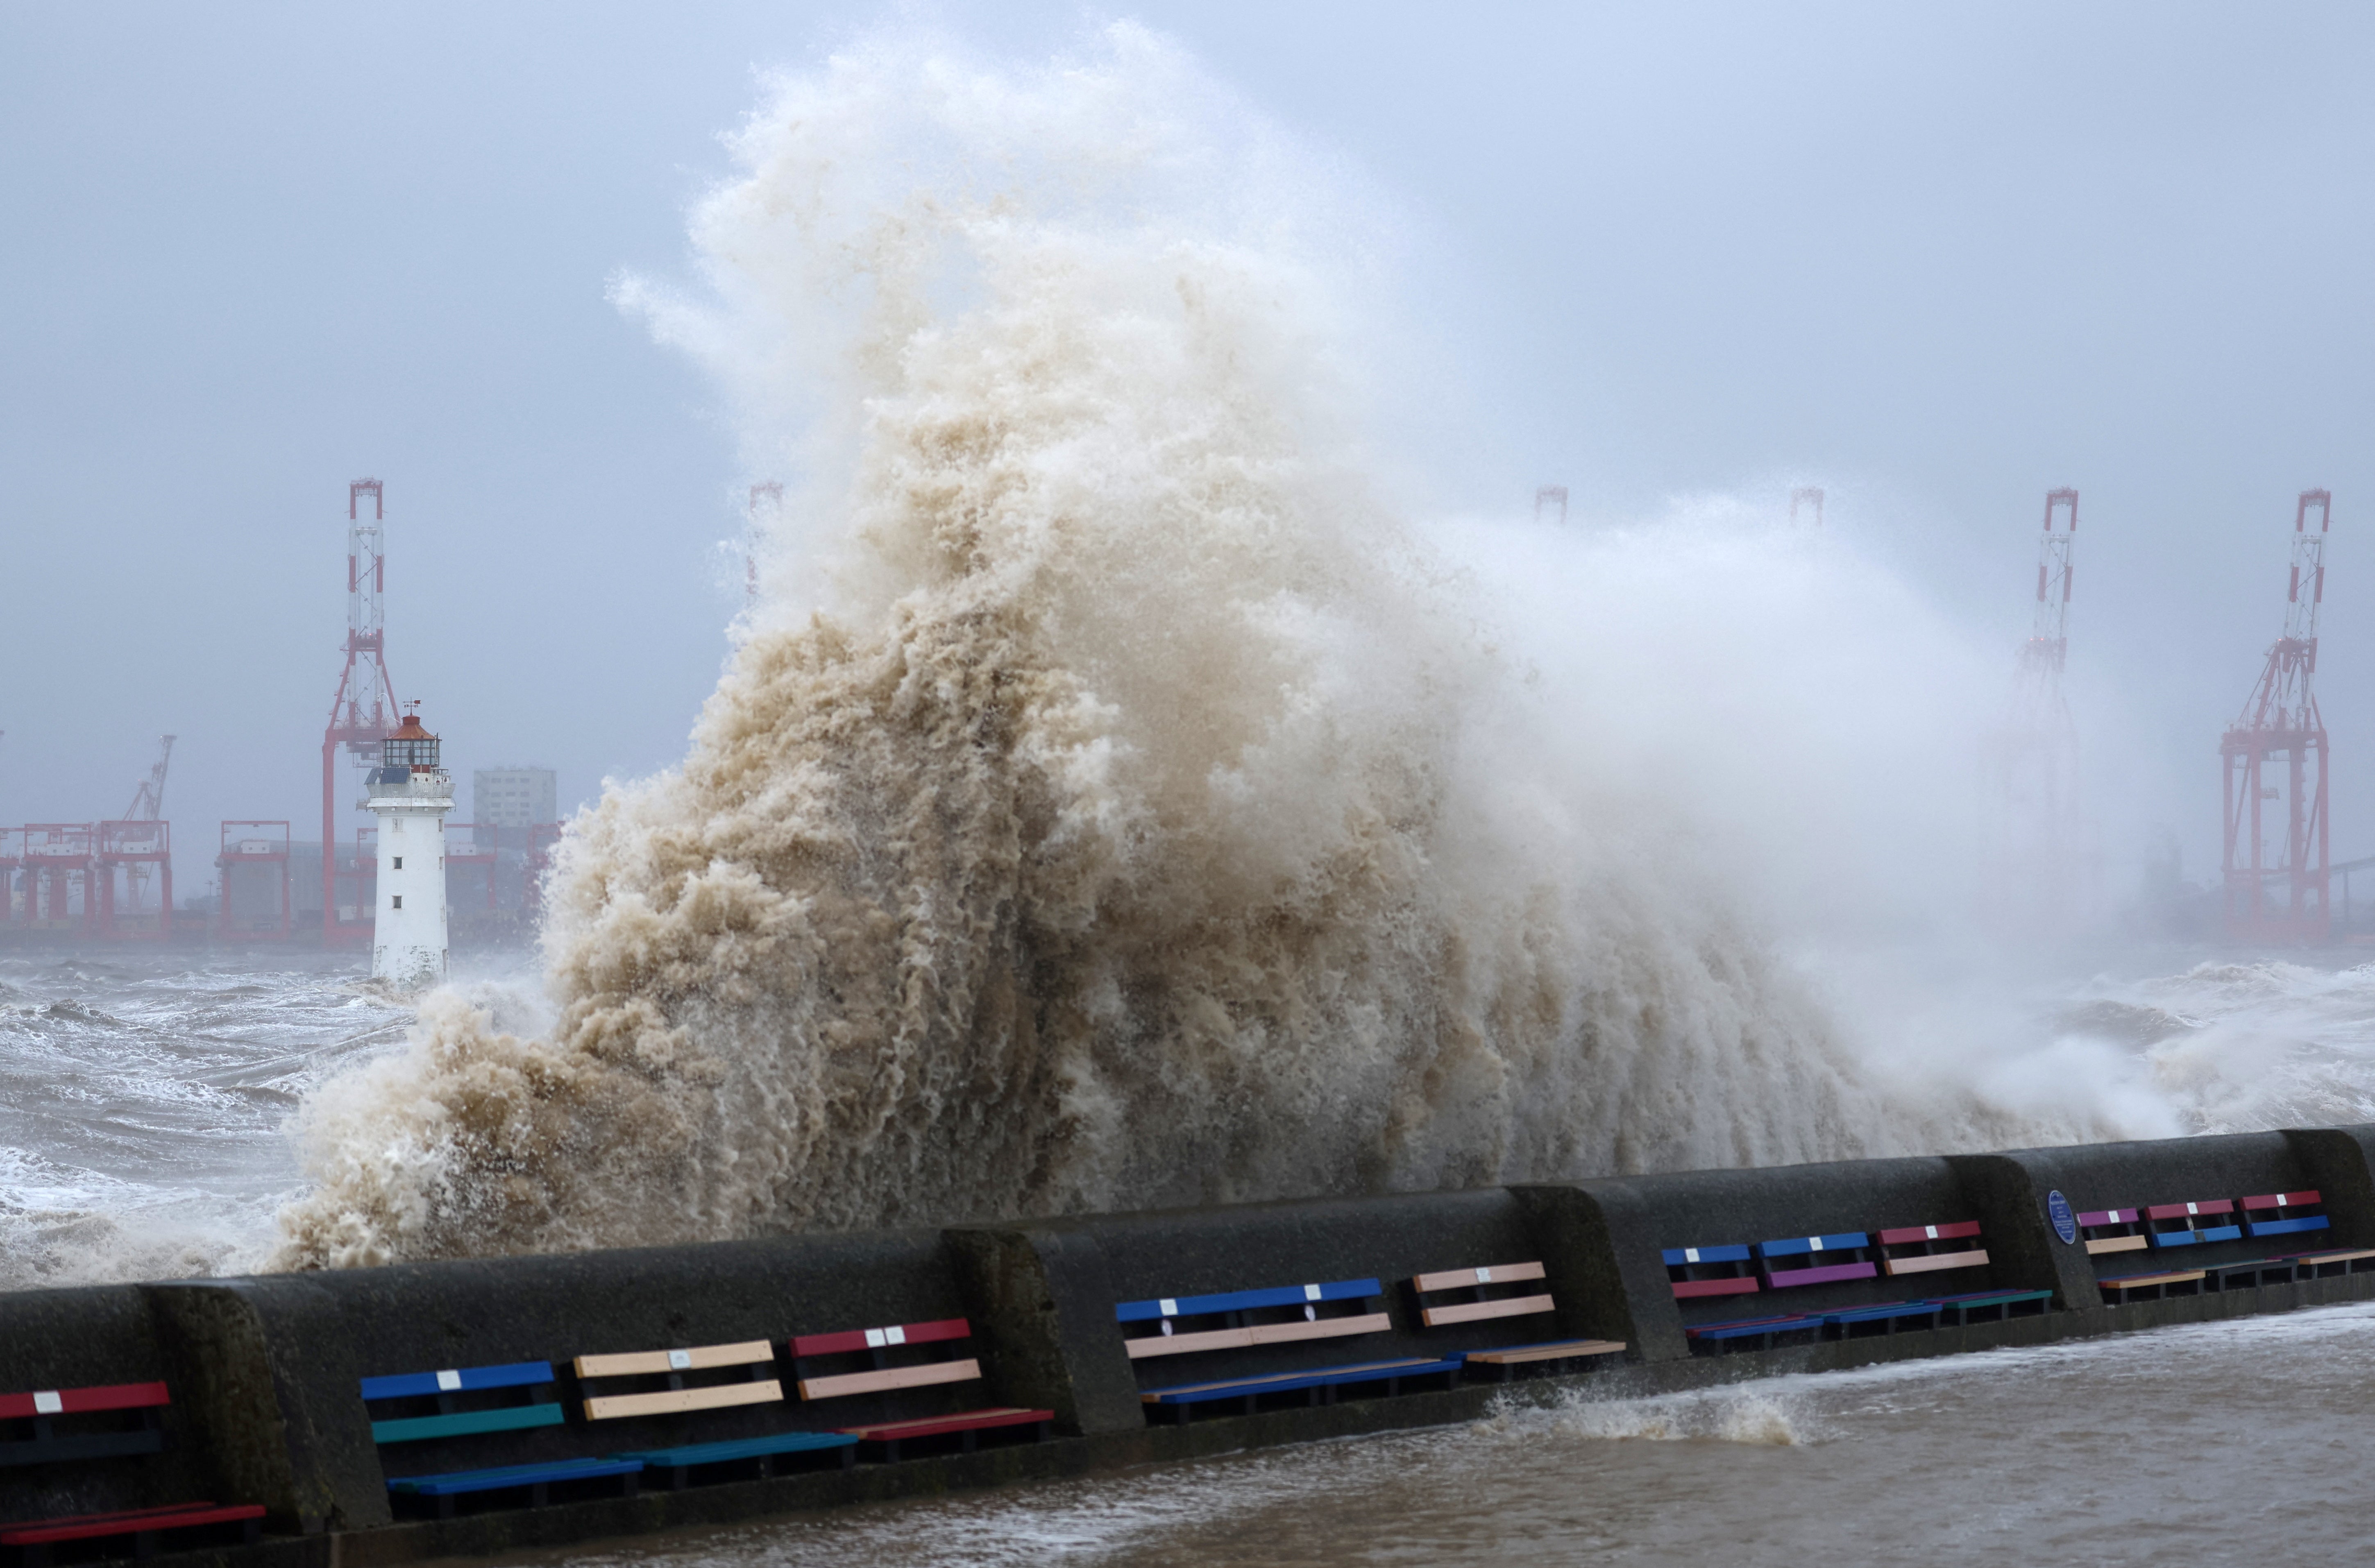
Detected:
[2047,1188,2078,1245]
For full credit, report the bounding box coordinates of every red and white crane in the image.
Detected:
[322,479,399,942]
[2221,490,2333,944]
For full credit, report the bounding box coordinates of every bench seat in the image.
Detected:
[612,1431,857,1487]
[2098,1269,2205,1300]
[1461,1339,1626,1370]
[1683,1314,1814,1354]
[1138,1357,1461,1421]
[1925,1289,2052,1326]
[0,1502,263,1565]
[833,1407,1054,1459]
[386,1456,643,1500]
[2290,1247,2375,1276]
[2202,1257,2301,1290]
[1820,1300,1942,1337]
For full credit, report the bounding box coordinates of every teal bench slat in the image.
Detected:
[385,1457,643,1498]
[359,1362,554,1401]
[1116,1279,1381,1323]
[1821,1301,1939,1324]
[2247,1215,2330,1238]
[1925,1289,2051,1325]
[370,1403,565,1446]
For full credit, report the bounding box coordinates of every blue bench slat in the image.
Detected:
[612,1432,857,1468]
[2248,1215,2330,1238]
[1821,1301,1940,1323]
[1684,1315,1811,1339]
[1755,1233,1868,1259]
[1140,1357,1463,1404]
[1660,1244,1753,1266]
[1115,1278,1381,1323]
[2152,1225,2241,1248]
[386,1457,643,1496]
[361,1362,556,1402]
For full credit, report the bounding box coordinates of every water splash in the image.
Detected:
[270,24,2107,1269]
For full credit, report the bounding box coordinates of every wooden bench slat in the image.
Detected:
[1874,1221,1983,1246]
[574,1340,775,1379]
[1124,1310,1391,1360]
[1418,1294,1555,1328]
[386,1458,643,1497]
[788,1319,971,1359]
[583,1380,783,1423]
[359,1362,552,1402]
[834,1407,1051,1441]
[1672,1277,1761,1300]
[2241,1190,2321,1210]
[613,1432,858,1468]
[2076,1208,2138,1226]
[2085,1235,2149,1255]
[796,1358,980,1402]
[1765,1261,1877,1289]
[1882,1248,1989,1277]
[2291,1247,2375,1263]
[0,1383,170,1422]
[1115,1280,1380,1324]
[1139,1358,1456,1402]
[0,1504,262,1547]
[2145,1199,2234,1220]
[370,1403,565,1446]
[2099,1270,2206,1290]
[1411,1261,1546,1293]
[1464,1339,1625,1366]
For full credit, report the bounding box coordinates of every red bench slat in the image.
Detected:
[1672,1277,1761,1300]
[0,1382,170,1422]
[789,1318,971,1358]
[0,1504,261,1547]
[2144,1200,2234,1221]
[2241,1190,2321,1211]
[1875,1221,1983,1246]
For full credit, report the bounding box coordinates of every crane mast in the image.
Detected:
[2222,490,2333,943]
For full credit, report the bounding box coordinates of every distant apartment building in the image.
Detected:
[474,766,558,827]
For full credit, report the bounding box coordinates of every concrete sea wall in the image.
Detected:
[7,1124,2375,1565]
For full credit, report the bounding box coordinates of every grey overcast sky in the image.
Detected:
[4,2,2373,894]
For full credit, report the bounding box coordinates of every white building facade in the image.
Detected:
[368,710,454,988]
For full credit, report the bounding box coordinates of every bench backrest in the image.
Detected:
[1660,1244,1761,1301]
[572,1340,781,1421]
[1755,1233,1877,1287]
[788,1319,980,1402]
[358,1361,563,1446]
[2144,1199,2240,1244]
[2241,1190,2329,1237]
[1409,1261,1554,1328]
[1114,1278,1388,1361]
[1875,1221,1988,1277]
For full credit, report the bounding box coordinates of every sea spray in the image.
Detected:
[273,25,2039,1268]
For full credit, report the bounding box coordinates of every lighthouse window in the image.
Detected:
[391,857,403,870]
[390,895,402,909]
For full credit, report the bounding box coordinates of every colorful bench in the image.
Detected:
[0,1382,263,1565]
[1755,1233,1878,1288]
[2078,1207,2147,1256]
[0,1503,263,1567]
[2097,1269,2205,1301]
[788,1319,1051,1459]
[1662,1244,1761,1301]
[1118,1280,1457,1422]
[2144,1199,2241,1249]
[361,1361,639,1518]
[2241,1190,2329,1239]
[1409,1262,1625,1380]
[1818,1299,1943,1338]
[1876,1221,1989,1278]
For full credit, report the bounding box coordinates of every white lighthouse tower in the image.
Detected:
[367,705,452,988]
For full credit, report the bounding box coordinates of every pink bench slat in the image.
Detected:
[1875,1221,1982,1246]
[789,1318,971,1358]
[0,1382,169,1421]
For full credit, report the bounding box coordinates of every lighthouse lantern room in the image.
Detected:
[367,705,453,988]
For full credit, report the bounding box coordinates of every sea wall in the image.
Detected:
[7,1124,2375,1566]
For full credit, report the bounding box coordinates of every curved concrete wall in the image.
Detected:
[5,1124,2373,1563]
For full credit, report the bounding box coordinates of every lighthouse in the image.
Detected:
[367,705,452,988]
